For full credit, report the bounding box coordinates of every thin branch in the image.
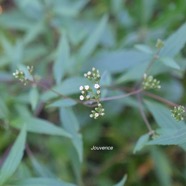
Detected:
[145,48,161,74]
[143,91,178,107]
[33,80,93,107]
[83,88,143,107]
[136,92,154,135]
[100,88,143,102]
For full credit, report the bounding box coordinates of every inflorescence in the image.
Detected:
[171,105,185,121]
[142,74,161,90]
[80,67,104,119]
[13,66,33,85]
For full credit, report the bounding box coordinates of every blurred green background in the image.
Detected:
[0,0,186,186]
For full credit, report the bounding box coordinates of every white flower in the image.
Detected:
[79,86,84,91]
[84,85,90,90]
[92,67,96,71]
[90,114,93,118]
[94,84,100,89]
[95,113,99,118]
[97,90,100,94]
[87,71,91,75]
[80,95,84,100]
[84,73,87,77]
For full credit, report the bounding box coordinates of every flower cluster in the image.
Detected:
[13,66,33,85]
[171,105,185,121]
[155,39,164,49]
[84,67,100,83]
[79,85,91,101]
[142,74,161,90]
[90,103,105,119]
[80,67,104,119]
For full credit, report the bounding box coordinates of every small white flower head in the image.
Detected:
[142,74,161,90]
[79,86,84,91]
[95,113,99,118]
[97,90,101,94]
[83,67,101,83]
[89,102,105,119]
[13,66,34,85]
[80,95,84,101]
[13,69,27,85]
[90,114,93,118]
[84,85,90,90]
[94,84,100,89]
[171,105,185,121]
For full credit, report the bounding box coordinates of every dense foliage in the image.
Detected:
[0,0,186,185]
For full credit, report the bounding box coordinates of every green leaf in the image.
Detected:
[15,0,44,20]
[80,15,108,59]
[113,175,127,186]
[134,44,153,54]
[116,61,149,83]
[133,134,149,153]
[53,31,70,85]
[29,155,54,177]
[145,100,186,148]
[14,178,76,186]
[23,21,44,44]
[0,125,27,185]
[160,23,186,57]
[0,98,9,118]
[160,57,180,70]
[12,117,71,138]
[60,108,83,162]
[88,50,151,75]
[29,86,39,111]
[145,100,185,129]
[54,0,88,17]
[147,127,186,146]
[111,0,123,13]
[48,99,77,108]
[151,148,172,186]
[0,10,32,30]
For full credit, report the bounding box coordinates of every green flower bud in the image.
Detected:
[142,74,161,90]
[171,105,185,121]
[155,39,164,49]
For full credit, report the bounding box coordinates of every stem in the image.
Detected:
[145,48,161,74]
[33,78,144,108]
[32,80,94,107]
[101,89,143,102]
[143,91,178,107]
[137,92,154,135]
[84,89,143,106]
